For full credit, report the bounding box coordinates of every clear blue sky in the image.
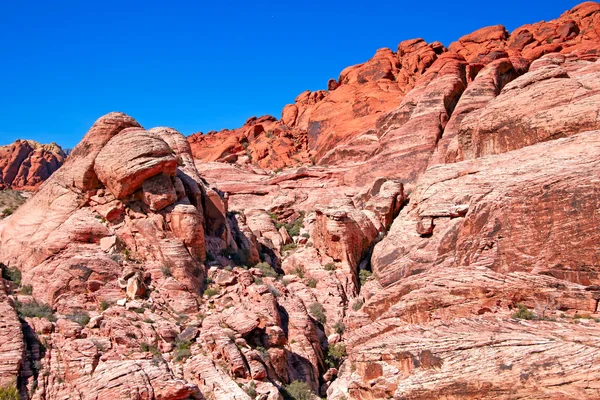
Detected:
[0,0,584,148]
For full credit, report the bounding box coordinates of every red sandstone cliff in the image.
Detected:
[1,3,600,400]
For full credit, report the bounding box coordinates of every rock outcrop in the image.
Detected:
[0,140,65,190]
[2,3,600,400]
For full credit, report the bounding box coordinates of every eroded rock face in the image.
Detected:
[2,3,600,400]
[0,140,66,190]
[0,112,355,399]
[327,131,600,399]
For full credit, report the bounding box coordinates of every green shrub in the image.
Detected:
[140,342,161,356]
[0,383,19,400]
[324,262,336,271]
[254,276,264,285]
[282,380,314,400]
[282,243,297,252]
[255,262,278,278]
[15,299,55,321]
[352,299,364,311]
[100,300,113,311]
[306,278,317,288]
[334,321,345,335]
[301,233,310,238]
[1,266,21,285]
[243,381,257,398]
[204,287,220,297]
[173,340,192,362]
[67,311,90,327]
[122,248,131,261]
[161,264,172,277]
[513,303,536,320]
[309,302,326,324]
[269,213,285,229]
[20,284,33,295]
[284,213,305,237]
[325,343,347,368]
[294,267,305,278]
[1,208,13,217]
[256,346,269,360]
[359,270,372,286]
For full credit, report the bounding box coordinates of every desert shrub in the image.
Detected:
[324,262,336,271]
[326,343,347,368]
[256,345,269,360]
[1,265,21,285]
[282,243,297,252]
[359,270,372,286]
[67,311,90,327]
[173,340,192,362]
[282,380,314,400]
[161,264,172,277]
[255,262,278,278]
[15,299,55,321]
[294,267,305,278]
[334,321,345,335]
[243,381,257,398]
[140,342,161,356]
[0,383,19,400]
[99,300,113,311]
[20,284,33,295]
[352,299,364,311]
[309,302,326,324]
[284,212,305,237]
[301,232,310,238]
[254,276,264,285]
[306,278,317,288]
[121,248,131,261]
[204,287,220,297]
[1,208,13,217]
[513,303,536,320]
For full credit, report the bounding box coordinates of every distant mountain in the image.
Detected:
[0,139,66,190]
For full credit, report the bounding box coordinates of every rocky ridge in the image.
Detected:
[1,2,600,400]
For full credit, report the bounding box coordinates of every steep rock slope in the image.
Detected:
[0,140,66,190]
[1,3,600,400]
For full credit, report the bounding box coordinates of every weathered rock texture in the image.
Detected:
[0,140,65,190]
[2,3,600,400]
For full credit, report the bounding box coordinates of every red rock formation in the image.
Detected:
[0,140,65,190]
[1,3,600,400]
[328,130,600,399]
[189,2,600,176]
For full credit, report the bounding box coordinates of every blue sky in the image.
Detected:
[0,0,583,148]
